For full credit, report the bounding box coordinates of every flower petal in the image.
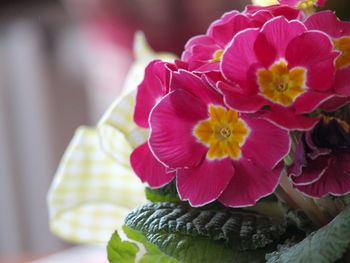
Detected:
[177,157,234,206]
[221,28,261,89]
[305,11,345,38]
[130,142,175,188]
[219,158,283,207]
[261,105,319,130]
[254,17,306,67]
[320,95,350,112]
[218,81,266,113]
[286,31,338,92]
[209,13,252,48]
[289,154,330,186]
[334,67,350,96]
[245,5,301,21]
[241,115,290,169]
[294,91,333,114]
[171,70,223,105]
[149,89,208,168]
[293,150,350,197]
[182,35,217,59]
[134,60,171,128]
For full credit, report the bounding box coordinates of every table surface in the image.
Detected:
[0,246,109,263]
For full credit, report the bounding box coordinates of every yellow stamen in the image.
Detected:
[296,0,316,9]
[194,105,249,159]
[210,50,224,62]
[257,60,306,106]
[323,116,350,133]
[333,37,350,69]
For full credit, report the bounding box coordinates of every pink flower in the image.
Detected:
[181,6,301,73]
[147,70,290,207]
[305,11,350,111]
[244,4,302,18]
[278,0,327,8]
[288,117,350,198]
[219,17,338,130]
[131,60,183,188]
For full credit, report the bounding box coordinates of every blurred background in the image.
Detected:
[0,0,349,262]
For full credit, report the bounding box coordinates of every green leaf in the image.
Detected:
[145,179,181,203]
[266,205,350,263]
[107,230,139,263]
[124,202,287,263]
[107,226,179,263]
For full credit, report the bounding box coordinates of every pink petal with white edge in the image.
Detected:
[261,105,319,131]
[177,157,234,206]
[293,151,350,197]
[182,35,217,61]
[209,13,252,48]
[334,67,350,96]
[289,154,330,186]
[190,44,220,61]
[286,31,338,92]
[218,81,266,113]
[245,5,301,21]
[171,70,223,105]
[241,115,290,169]
[320,95,350,112]
[278,0,300,7]
[219,159,283,207]
[130,142,175,188]
[193,61,221,73]
[305,11,345,38]
[134,60,170,128]
[149,89,208,169]
[221,28,261,88]
[207,11,240,36]
[294,91,333,114]
[254,17,306,68]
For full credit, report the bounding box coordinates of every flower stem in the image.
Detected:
[276,172,331,227]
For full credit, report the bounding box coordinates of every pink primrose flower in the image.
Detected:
[220,16,339,130]
[181,6,301,73]
[288,117,350,198]
[305,11,350,111]
[147,70,290,207]
[131,59,186,188]
[244,4,302,19]
[278,0,327,8]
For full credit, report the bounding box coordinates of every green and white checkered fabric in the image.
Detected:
[48,126,147,243]
[48,32,176,244]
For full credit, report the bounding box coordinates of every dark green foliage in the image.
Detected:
[266,205,350,263]
[125,202,287,251]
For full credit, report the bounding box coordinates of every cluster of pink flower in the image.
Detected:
[131,2,350,208]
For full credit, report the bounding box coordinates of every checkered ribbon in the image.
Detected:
[47,126,147,243]
[48,32,176,244]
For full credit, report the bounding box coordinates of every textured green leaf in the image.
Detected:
[266,205,350,263]
[107,230,139,263]
[145,180,181,202]
[125,202,287,263]
[123,225,180,263]
[107,226,179,263]
[143,229,267,263]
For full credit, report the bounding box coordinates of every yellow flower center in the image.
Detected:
[257,60,306,106]
[210,50,224,62]
[296,0,316,9]
[333,37,350,69]
[194,105,249,159]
